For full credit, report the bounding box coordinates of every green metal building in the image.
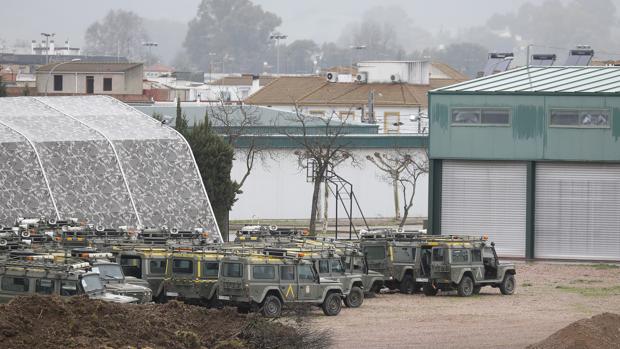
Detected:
[428,66,620,260]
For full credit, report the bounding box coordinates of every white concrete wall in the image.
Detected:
[229,148,428,220]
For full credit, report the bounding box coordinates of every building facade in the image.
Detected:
[428,66,620,260]
[36,62,143,97]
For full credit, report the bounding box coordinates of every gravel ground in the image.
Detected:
[310,262,620,349]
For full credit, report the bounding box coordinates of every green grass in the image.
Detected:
[588,264,620,270]
[555,285,620,296]
[569,279,603,285]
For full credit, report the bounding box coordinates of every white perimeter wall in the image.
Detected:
[230,148,428,220]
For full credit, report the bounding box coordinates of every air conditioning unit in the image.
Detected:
[355,72,368,83]
[326,72,338,83]
[390,74,401,83]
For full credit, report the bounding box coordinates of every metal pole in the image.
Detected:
[349,189,353,240]
[526,44,531,66]
[335,188,339,240]
[276,39,280,74]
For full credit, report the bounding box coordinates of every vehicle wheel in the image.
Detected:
[344,286,364,308]
[321,292,342,316]
[423,283,438,296]
[499,274,516,295]
[457,275,474,297]
[399,275,415,295]
[473,286,482,295]
[261,295,282,318]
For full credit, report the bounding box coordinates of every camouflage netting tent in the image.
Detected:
[0,96,221,241]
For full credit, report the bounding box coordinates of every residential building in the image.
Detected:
[36,62,146,102]
[428,66,620,260]
[244,61,468,134]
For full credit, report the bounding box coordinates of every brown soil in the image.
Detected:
[0,296,331,349]
[527,312,620,349]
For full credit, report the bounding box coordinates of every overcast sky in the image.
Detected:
[0,0,553,46]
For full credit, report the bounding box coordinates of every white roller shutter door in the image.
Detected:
[535,163,620,260]
[441,161,527,257]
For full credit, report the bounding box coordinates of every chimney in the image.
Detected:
[250,75,260,94]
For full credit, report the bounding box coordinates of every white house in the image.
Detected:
[244,61,468,134]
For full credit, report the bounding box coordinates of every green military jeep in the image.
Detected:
[420,240,516,297]
[218,254,345,317]
[160,250,222,307]
[360,230,422,294]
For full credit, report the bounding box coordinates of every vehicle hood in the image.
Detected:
[90,292,138,304]
[104,283,151,293]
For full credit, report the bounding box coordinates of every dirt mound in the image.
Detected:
[0,296,331,349]
[528,313,620,349]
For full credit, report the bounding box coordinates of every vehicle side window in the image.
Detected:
[252,266,275,280]
[203,262,219,278]
[432,248,445,262]
[60,280,78,296]
[364,246,386,259]
[318,260,330,274]
[35,279,55,295]
[149,259,167,275]
[298,264,315,282]
[172,259,194,274]
[222,263,243,278]
[451,249,469,264]
[1,277,30,292]
[471,249,482,263]
[330,259,344,273]
[280,266,295,281]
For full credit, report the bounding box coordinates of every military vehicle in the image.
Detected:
[359,229,424,294]
[420,239,516,297]
[91,260,153,303]
[0,258,138,303]
[160,249,223,307]
[109,246,169,301]
[234,225,306,243]
[218,254,345,317]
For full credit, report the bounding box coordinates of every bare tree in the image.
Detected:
[367,150,429,228]
[205,99,265,191]
[281,107,353,235]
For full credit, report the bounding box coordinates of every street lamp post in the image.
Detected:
[350,45,367,71]
[44,58,81,97]
[142,42,159,63]
[270,33,288,74]
[41,32,55,64]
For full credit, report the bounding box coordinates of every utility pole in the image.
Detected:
[270,33,287,74]
[142,42,159,63]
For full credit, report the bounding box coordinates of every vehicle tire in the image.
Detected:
[21,231,30,238]
[322,292,342,316]
[457,275,475,297]
[423,283,438,296]
[499,274,516,295]
[473,286,482,295]
[344,286,364,308]
[399,275,415,294]
[261,295,282,318]
[0,239,7,247]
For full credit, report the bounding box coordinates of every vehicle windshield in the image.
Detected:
[93,264,125,280]
[81,274,105,293]
[364,246,386,260]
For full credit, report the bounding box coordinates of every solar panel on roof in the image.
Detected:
[565,49,594,66]
[531,54,556,66]
[483,53,514,76]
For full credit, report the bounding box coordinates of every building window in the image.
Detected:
[53,75,63,91]
[384,112,401,133]
[549,109,610,128]
[103,78,113,91]
[309,110,326,116]
[451,108,511,126]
